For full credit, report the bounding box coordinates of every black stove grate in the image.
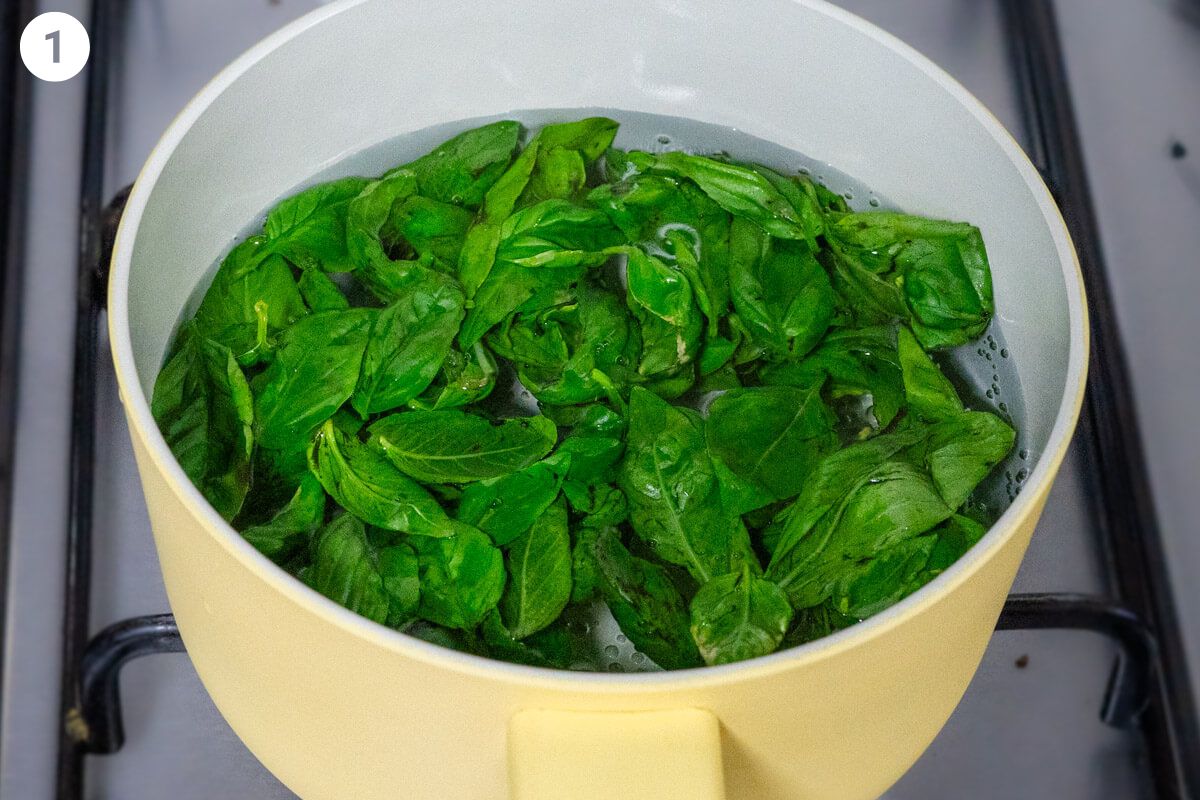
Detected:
[38,1,1200,797]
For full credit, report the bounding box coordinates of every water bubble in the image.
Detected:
[843,191,854,201]
[656,134,671,145]
[977,348,986,357]
[798,166,811,176]
[603,644,619,658]
[989,340,997,351]
[986,389,994,399]
[998,402,1009,413]
[616,634,627,643]
[608,662,624,673]
[1019,449,1029,460]
[991,383,1000,394]
[985,352,992,361]
[868,197,881,207]
[631,652,646,664]
[1006,471,1014,481]
[1000,348,1009,359]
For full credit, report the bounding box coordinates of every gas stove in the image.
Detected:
[1,1,1197,798]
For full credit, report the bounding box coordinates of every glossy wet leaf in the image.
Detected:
[297,268,350,312]
[390,119,520,208]
[193,236,309,365]
[370,410,557,483]
[352,271,465,415]
[265,177,371,272]
[593,528,702,669]
[308,419,459,536]
[898,325,963,421]
[761,326,904,429]
[768,460,953,608]
[728,216,834,361]
[413,526,506,630]
[618,387,747,583]
[706,384,836,502]
[151,330,254,520]
[651,151,817,241]
[501,497,572,638]
[306,514,419,626]
[456,453,570,546]
[241,473,325,562]
[690,567,793,665]
[254,308,374,449]
[919,411,1016,508]
[409,343,498,411]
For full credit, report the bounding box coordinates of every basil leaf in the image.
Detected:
[352,271,465,416]
[409,343,498,411]
[241,474,325,562]
[690,568,793,665]
[761,326,904,429]
[391,195,472,267]
[265,176,371,272]
[369,410,557,483]
[919,411,1015,508]
[390,119,520,208]
[619,387,748,583]
[487,279,638,405]
[306,513,394,625]
[254,308,374,449]
[345,170,422,297]
[728,216,834,360]
[496,199,623,268]
[897,325,963,421]
[827,213,994,348]
[624,248,702,378]
[378,543,421,627]
[193,237,308,365]
[413,527,506,630]
[458,258,587,349]
[479,610,572,668]
[593,527,702,669]
[556,404,626,485]
[456,140,541,298]
[651,151,815,240]
[501,496,572,638]
[456,453,570,546]
[151,329,254,520]
[767,460,953,608]
[308,419,458,536]
[297,268,350,312]
[705,384,836,503]
[764,428,932,578]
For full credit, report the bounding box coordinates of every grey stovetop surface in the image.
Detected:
[4,0,1197,798]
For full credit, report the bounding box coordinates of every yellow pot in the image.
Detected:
[107,1,1088,797]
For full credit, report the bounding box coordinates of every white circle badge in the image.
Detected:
[20,12,90,82]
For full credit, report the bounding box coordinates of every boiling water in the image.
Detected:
[180,109,1033,672]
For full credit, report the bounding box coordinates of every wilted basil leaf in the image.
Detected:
[308,419,459,536]
[690,567,793,665]
[151,329,254,520]
[254,308,374,449]
[370,410,557,483]
[353,271,465,416]
[501,497,572,638]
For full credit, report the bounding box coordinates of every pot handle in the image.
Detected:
[508,707,725,800]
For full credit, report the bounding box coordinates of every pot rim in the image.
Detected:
[107,0,1089,692]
